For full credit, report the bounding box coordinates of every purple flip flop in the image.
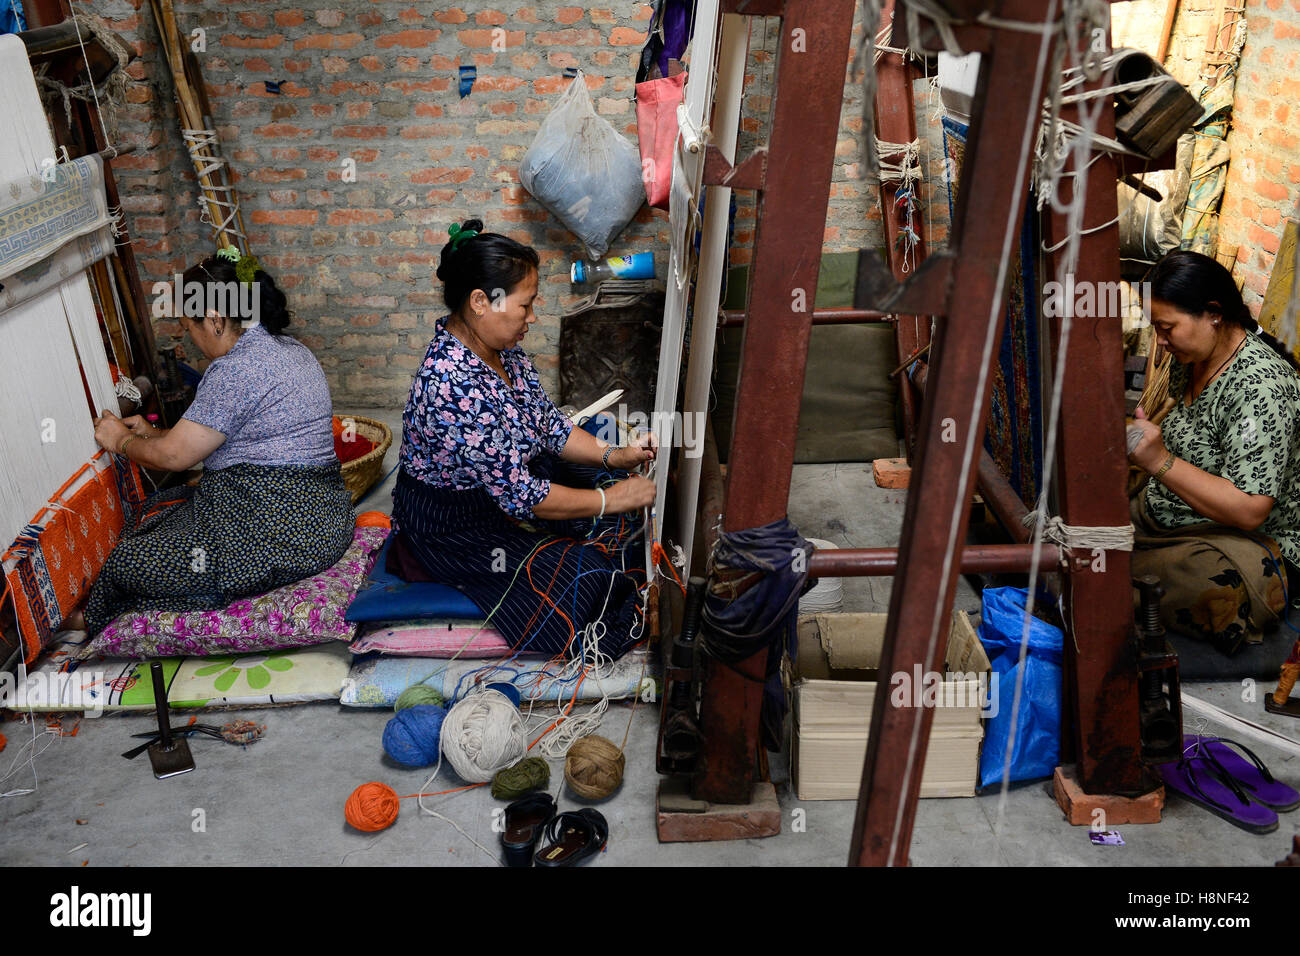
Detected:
[1159,754,1279,833]
[1185,734,1300,812]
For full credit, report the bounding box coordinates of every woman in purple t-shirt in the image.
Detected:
[77,252,353,642]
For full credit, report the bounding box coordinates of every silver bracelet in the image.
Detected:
[596,486,607,520]
[601,445,617,470]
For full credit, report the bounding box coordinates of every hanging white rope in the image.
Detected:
[1022,510,1134,551]
[182,128,248,245]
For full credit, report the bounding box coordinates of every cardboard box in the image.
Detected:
[791,610,990,800]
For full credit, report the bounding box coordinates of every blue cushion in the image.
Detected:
[344,535,483,623]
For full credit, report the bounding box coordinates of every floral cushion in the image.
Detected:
[89,526,388,658]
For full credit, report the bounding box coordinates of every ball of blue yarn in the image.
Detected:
[382,704,446,767]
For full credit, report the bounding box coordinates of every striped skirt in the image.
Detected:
[390,458,645,661]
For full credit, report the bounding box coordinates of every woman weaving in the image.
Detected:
[74,249,354,635]
[391,219,655,661]
[1127,251,1300,683]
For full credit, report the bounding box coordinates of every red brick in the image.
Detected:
[335,125,388,139]
[410,167,475,184]
[307,147,341,161]
[357,12,382,27]
[1258,179,1291,202]
[473,75,526,92]
[556,6,585,23]
[609,26,646,46]
[476,8,509,25]
[872,457,911,488]
[414,102,444,118]
[534,28,601,45]
[1247,224,1283,254]
[401,124,465,139]
[434,8,468,23]
[242,56,272,72]
[236,11,268,29]
[294,33,363,50]
[398,6,423,24]
[633,4,654,20]
[251,209,318,226]
[274,11,306,27]
[378,30,443,48]
[459,28,525,47]
[327,210,395,226]
[221,34,284,50]
[253,123,314,138]
[284,58,312,73]
[316,10,345,28]
[1053,765,1165,826]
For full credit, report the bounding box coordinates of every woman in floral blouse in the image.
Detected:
[1129,251,1300,698]
[390,219,656,659]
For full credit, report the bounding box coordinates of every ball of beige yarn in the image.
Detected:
[564,734,625,799]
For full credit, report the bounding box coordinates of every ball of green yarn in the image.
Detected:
[395,685,445,712]
[491,756,550,800]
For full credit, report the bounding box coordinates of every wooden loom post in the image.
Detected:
[872,0,931,460]
[849,0,1061,866]
[691,0,857,806]
[1043,26,1159,797]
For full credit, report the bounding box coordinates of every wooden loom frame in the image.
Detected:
[665,0,1155,860]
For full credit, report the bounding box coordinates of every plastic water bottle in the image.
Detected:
[570,252,657,284]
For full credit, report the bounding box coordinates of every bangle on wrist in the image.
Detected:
[1153,451,1176,479]
[118,434,139,456]
[596,486,607,520]
[601,445,617,470]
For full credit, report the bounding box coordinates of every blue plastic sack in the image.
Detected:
[977,587,1064,789]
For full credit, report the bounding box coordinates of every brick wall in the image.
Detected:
[80,0,906,408]
[1216,0,1300,317]
[1114,0,1299,318]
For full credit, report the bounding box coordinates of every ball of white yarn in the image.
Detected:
[440,689,527,783]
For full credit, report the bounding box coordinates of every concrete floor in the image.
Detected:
[1,409,1297,866]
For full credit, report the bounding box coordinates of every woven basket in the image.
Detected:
[335,414,393,505]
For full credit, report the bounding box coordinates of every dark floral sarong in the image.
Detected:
[84,462,354,636]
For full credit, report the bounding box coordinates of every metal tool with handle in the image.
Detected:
[144,660,195,779]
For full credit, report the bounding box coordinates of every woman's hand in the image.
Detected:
[610,431,657,471]
[119,415,158,439]
[93,409,130,453]
[1127,406,1169,474]
[605,474,656,513]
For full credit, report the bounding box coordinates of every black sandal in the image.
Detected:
[534,809,608,867]
[500,793,556,868]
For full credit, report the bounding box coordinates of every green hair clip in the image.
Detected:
[448,222,479,252]
[215,245,240,263]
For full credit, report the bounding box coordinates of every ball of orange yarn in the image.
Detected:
[355,511,392,530]
[345,781,399,832]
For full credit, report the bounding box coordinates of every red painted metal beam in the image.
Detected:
[694,0,858,806]
[1043,36,1159,797]
[849,0,1062,867]
[718,307,889,327]
[809,543,1060,577]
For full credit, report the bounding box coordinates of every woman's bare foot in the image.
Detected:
[63,609,86,631]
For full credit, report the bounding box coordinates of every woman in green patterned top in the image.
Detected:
[1128,250,1300,661]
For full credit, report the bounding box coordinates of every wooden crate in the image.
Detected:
[791,610,990,800]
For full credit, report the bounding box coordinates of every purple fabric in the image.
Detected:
[398,315,574,520]
[88,526,387,658]
[183,325,336,470]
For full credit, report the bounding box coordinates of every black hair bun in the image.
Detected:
[436,218,486,282]
[255,268,292,334]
